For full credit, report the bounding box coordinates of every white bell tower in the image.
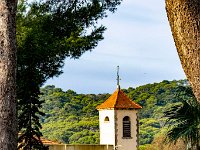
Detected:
[96,66,142,150]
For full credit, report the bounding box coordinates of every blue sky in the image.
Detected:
[44,0,186,94]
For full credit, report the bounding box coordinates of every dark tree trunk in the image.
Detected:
[0,0,18,149]
[165,0,200,103]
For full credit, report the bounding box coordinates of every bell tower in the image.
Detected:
[96,67,142,150]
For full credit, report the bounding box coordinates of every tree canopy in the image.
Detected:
[16,0,121,149]
[163,86,200,150]
[39,79,195,148]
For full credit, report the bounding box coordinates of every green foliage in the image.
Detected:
[139,118,161,145]
[130,80,192,145]
[40,85,109,144]
[16,0,121,149]
[40,79,192,146]
[163,86,200,149]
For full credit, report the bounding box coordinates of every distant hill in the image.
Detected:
[40,79,189,145]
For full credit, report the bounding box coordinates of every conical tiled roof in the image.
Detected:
[96,88,142,110]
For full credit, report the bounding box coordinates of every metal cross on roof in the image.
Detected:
[117,66,121,89]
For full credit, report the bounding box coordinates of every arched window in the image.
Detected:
[104,116,110,122]
[123,116,131,137]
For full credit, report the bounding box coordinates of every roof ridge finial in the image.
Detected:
[117,66,121,89]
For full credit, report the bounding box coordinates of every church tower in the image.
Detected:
[96,66,142,150]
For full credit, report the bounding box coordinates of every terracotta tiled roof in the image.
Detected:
[18,133,61,146]
[96,88,142,110]
[41,137,61,145]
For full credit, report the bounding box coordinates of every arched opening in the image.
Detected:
[123,116,131,137]
[104,116,110,122]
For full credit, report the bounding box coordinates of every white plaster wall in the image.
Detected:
[99,110,115,145]
[116,110,138,150]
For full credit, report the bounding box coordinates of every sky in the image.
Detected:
[44,0,186,94]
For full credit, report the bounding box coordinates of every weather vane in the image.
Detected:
[117,66,121,89]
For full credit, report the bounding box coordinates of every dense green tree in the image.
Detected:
[139,118,161,145]
[40,85,108,144]
[164,86,200,150]
[40,80,192,146]
[16,0,121,149]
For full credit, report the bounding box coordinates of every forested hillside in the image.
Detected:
[40,79,189,146]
